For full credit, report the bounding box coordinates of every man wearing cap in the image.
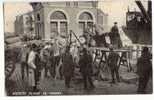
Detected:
[137,47,152,93]
[107,45,120,83]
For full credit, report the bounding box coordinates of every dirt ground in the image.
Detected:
[5,63,152,96]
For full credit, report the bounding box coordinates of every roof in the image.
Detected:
[16,11,34,18]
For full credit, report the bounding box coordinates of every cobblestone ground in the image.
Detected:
[5,63,152,96]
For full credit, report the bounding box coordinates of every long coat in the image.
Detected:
[109,26,122,48]
[27,51,36,87]
[28,68,35,87]
[62,52,74,78]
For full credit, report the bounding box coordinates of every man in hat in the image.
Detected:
[107,45,120,83]
[79,47,95,89]
[111,22,119,34]
[137,47,152,93]
[27,43,38,91]
[109,22,122,48]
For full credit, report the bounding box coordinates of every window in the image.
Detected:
[79,22,85,30]
[74,2,78,7]
[78,12,94,33]
[92,1,97,7]
[66,2,70,7]
[87,22,93,29]
[50,22,58,33]
[37,14,40,21]
[25,16,30,25]
[36,23,42,38]
[50,22,58,37]
[79,12,93,20]
[50,11,68,38]
[36,14,41,38]
[60,22,67,34]
[50,11,67,20]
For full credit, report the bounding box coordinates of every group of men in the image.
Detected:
[20,41,121,92]
[20,38,96,91]
[19,22,152,94]
[20,39,61,91]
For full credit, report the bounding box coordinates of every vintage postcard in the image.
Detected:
[4,0,152,96]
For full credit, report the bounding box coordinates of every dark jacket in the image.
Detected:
[62,52,74,77]
[111,26,119,34]
[109,26,122,48]
[107,51,119,69]
[137,52,152,77]
[35,52,42,71]
[79,52,93,76]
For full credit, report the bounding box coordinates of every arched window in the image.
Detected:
[79,12,93,20]
[50,11,68,38]
[78,12,94,33]
[50,11,67,20]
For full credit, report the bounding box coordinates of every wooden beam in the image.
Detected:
[135,1,151,23]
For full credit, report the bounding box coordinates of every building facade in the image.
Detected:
[14,11,35,35]
[29,1,108,40]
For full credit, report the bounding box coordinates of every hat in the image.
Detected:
[65,45,70,52]
[82,47,88,53]
[31,43,37,49]
[142,47,149,53]
[114,22,117,24]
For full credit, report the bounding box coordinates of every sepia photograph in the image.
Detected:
[4,0,152,96]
